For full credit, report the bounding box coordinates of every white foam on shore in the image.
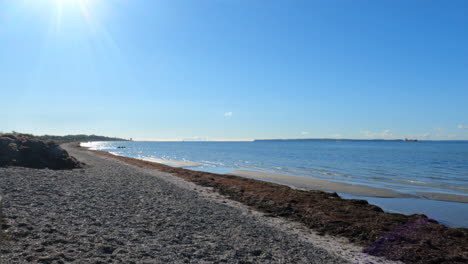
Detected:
[80,142,202,168]
[140,157,202,168]
[80,142,101,150]
[80,142,94,149]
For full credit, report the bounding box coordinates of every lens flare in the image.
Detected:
[54,0,94,27]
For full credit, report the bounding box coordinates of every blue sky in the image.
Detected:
[1,0,467,140]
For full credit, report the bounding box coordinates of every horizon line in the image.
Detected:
[132,138,468,142]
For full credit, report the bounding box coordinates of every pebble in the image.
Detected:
[0,146,345,263]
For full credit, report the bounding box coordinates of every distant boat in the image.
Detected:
[405,138,418,142]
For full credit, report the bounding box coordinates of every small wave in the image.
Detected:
[240,166,355,181]
[289,168,354,179]
[245,165,271,171]
[389,178,429,185]
[140,157,202,168]
[367,177,468,193]
[201,160,225,166]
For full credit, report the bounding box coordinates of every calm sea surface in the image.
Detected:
[82,140,468,227]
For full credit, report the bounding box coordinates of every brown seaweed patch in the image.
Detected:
[364,217,468,263]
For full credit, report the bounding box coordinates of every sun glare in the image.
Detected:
[54,0,93,19]
[48,0,98,34]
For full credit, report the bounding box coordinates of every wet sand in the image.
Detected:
[228,170,468,203]
[418,192,468,203]
[228,170,414,198]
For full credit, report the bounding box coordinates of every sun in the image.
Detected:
[49,0,96,31]
[52,0,95,19]
[54,0,93,18]
[55,0,93,5]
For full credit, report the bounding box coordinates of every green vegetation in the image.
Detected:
[1,132,128,143]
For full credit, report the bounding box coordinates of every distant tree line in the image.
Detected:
[1,131,128,143]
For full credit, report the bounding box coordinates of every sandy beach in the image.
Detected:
[0,144,404,263]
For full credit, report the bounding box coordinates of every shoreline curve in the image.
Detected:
[228,170,415,199]
[228,170,468,203]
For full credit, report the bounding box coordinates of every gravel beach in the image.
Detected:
[0,145,402,263]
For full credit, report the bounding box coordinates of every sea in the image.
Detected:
[81,140,468,228]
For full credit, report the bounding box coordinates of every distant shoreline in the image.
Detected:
[0,132,129,143]
[80,138,468,143]
[254,138,468,142]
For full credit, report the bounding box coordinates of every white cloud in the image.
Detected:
[301,131,309,135]
[421,133,430,138]
[224,112,233,117]
[458,125,468,129]
[360,129,394,139]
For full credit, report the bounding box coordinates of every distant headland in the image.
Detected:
[254,138,410,142]
[0,132,129,143]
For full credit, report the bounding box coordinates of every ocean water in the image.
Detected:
[82,140,468,227]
